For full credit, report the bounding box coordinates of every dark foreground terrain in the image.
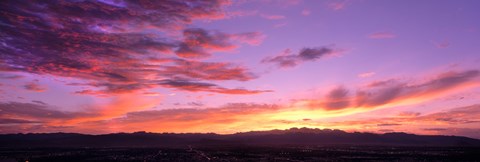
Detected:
[1,146,479,162]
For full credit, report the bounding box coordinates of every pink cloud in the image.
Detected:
[226,10,259,19]
[24,81,47,92]
[301,70,480,111]
[260,14,286,20]
[368,32,397,39]
[358,72,376,78]
[433,40,450,48]
[231,32,266,46]
[274,22,288,28]
[176,29,267,58]
[301,9,311,16]
[328,1,348,11]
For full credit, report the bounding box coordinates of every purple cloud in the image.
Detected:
[262,46,339,68]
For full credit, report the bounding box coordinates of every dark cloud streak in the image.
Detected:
[159,79,272,94]
[262,46,338,68]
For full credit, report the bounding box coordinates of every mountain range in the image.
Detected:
[1,128,479,148]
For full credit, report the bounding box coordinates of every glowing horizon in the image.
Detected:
[1,0,480,139]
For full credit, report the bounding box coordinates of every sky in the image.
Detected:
[1,0,480,138]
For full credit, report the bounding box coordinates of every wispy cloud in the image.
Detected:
[262,46,341,68]
[300,70,480,111]
[274,22,288,28]
[301,9,311,16]
[24,81,47,92]
[0,102,94,123]
[0,73,23,80]
[358,72,376,78]
[158,79,272,94]
[321,104,480,138]
[328,1,348,11]
[368,32,397,39]
[432,40,450,48]
[260,14,286,20]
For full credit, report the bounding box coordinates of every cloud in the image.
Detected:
[71,58,268,96]
[396,111,421,117]
[4,0,227,33]
[1,94,479,137]
[366,79,397,87]
[1,92,162,127]
[0,118,40,124]
[328,1,348,11]
[321,104,480,138]
[301,9,311,16]
[378,129,395,132]
[83,102,280,133]
[416,104,480,125]
[433,40,450,48]
[188,102,204,107]
[300,69,480,111]
[377,123,402,127]
[274,23,288,28]
[322,86,350,110]
[0,1,267,95]
[358,72,376,78]
[0,102,93,122]
[158,79,272,94]
[162,59,258,81]
[260,14,286,20]
[230,32,266,46]
[176,28,236,58]
[225,10,259,19]
[356,70,480,108]
[368,32,396,39]
[176,29,265,58]
[24,81,47,92]
[423,128,448,131]
[2,69,479,136]
[102,104,479,136]
[0,73,23,79]
[0,102,280,134]
[262,46,340,68]
[32,100,47,105]
[263,0,302,7]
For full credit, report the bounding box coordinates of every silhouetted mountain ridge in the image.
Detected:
[1,128,479,148]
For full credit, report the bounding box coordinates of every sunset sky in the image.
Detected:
[1,0,480,138]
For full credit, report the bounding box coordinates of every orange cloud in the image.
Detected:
[313,104,480,138]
